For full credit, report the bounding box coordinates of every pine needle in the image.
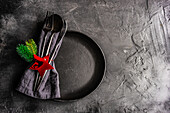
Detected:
[16,39,37,62]
[16,44,34,62]
[26,39,37,55]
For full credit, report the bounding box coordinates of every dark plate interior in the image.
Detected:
[54,31,105,101]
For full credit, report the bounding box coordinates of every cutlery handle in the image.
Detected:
[33,72,40,91]
[41,34,48,57]
[46,33,55,56]
[36,33,55,91]
[36,44,60,91]
[33,33,48,91]
[36,66,48,91]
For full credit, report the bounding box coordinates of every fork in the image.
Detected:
[33,11,54,91]
[35,14,63,91]
[41,11,54,57]
[35,14,55,90]
[45,14,62,56]
[36,20,68,91]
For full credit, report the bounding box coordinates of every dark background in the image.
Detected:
[0,0,170,113]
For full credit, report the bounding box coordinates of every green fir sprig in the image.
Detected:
[26,39,37,55]
[16,39,37,62]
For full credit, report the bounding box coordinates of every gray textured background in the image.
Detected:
[0,0,170,113]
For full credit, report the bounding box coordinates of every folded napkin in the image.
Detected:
[16,28,64,99]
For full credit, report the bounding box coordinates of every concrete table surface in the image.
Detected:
[0,0,170,113]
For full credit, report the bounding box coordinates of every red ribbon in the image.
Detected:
[29,54,54,77]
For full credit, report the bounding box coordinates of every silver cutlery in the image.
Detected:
[35,14,63,91]
[33,11,54,91]
[36,20,68,91]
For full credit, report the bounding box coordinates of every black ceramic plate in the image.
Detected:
[54,31,105,101]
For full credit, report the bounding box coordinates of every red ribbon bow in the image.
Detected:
[29,54,54,77]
